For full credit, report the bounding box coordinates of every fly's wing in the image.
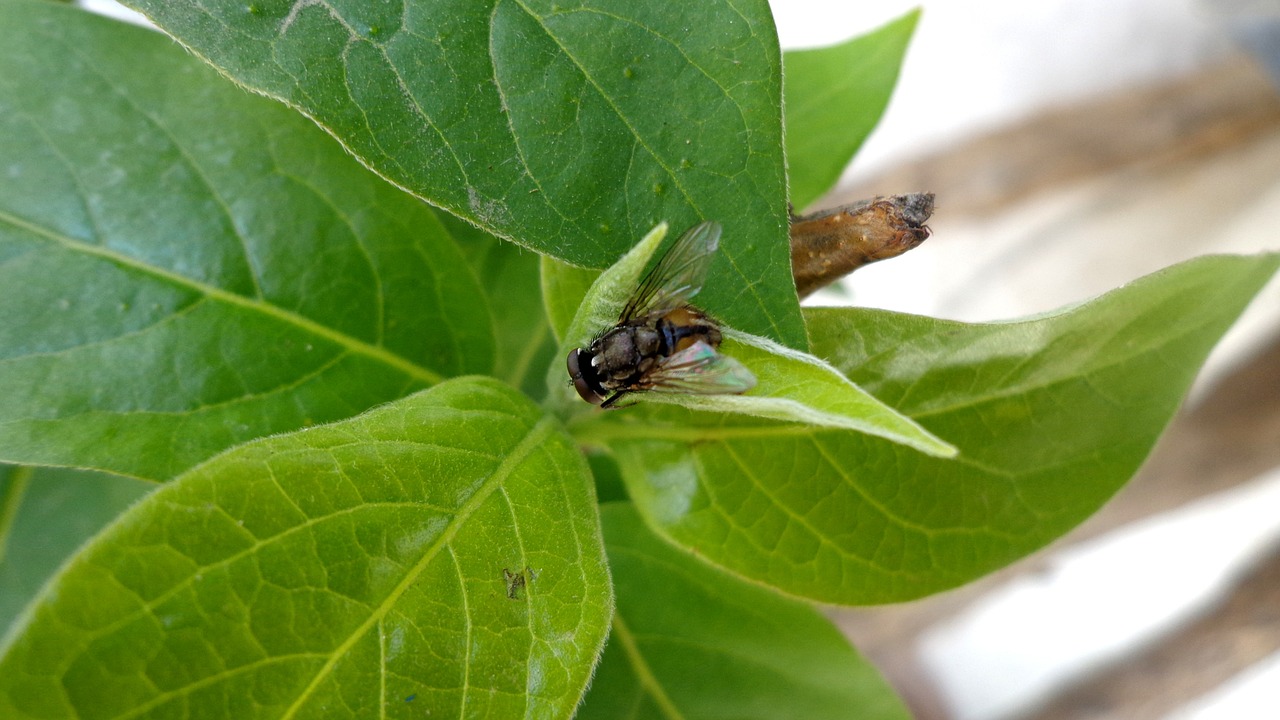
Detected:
[619,221,722,323]
[642,340,756,396]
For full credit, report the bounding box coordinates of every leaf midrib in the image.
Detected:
[0,208,444,385]
[280,415,556,719]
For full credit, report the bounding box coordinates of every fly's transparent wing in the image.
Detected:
[619,221,722,322]
[643,340,756,395]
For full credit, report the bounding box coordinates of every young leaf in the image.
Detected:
[0,377,612,720]
[637,330,955,457]
[577,503,911,720]
[783,10,920,210]
[609,253,1280,604]
[0,1,494,480]
[546,222,672,410]
[551,222,952,457]
[118,0,807,349]
[0,466,153,637]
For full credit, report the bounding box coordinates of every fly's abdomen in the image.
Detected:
[659,306,722,354]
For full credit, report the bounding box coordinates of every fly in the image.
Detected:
[567,221,756,408]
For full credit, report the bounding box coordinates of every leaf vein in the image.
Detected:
[279,416,556,718]
[0,208,444,385]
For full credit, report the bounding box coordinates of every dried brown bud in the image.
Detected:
[789,193,935,298]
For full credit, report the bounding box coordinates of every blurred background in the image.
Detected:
[79,0,1280,716]
[774,1,1280,719]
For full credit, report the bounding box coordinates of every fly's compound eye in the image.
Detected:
[567,348,605,405]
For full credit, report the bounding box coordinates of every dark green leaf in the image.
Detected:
[0,1,494,480]
[586,450,628,505]
[119,0,807,348]
[609,254,1280,603]
[783,10,920,209]
[0,466,153,636]
[0,377,612,719]
[578,503,911,719]
[443,214,557,399]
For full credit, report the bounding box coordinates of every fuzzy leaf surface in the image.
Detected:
[0,377,612,720]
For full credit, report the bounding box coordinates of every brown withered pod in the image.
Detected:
[789,192,935,298]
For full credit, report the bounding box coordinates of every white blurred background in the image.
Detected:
[775,2,1280,719]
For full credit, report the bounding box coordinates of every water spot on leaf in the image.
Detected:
[645,452,700,524]
[527,656,546,693]
[386,624,406,661]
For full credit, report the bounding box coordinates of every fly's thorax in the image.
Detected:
[565,222,755,407]
[591,323,662,382]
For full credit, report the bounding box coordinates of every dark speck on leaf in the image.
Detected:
[503,568,527,600]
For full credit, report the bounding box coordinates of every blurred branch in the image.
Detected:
[1019,538,1280,720]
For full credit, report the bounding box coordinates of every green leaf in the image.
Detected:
[119,0,807,349]
[577,503,911,720]
[0,466,153,637]
[783,10,920,210]
[609,253,1280,604]
[0,377,612,720]
[0,1,494,480]
[550,222,952,456]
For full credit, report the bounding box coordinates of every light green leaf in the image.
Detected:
[783,10,920,210]
[0,466,153,637]
[119,0,807,349]
[551,222,951,456]
[0,377,612,720]
[578,503,911,720]
[609,253,1280,604]
[639,329,955,457]
[0,1,494,480]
